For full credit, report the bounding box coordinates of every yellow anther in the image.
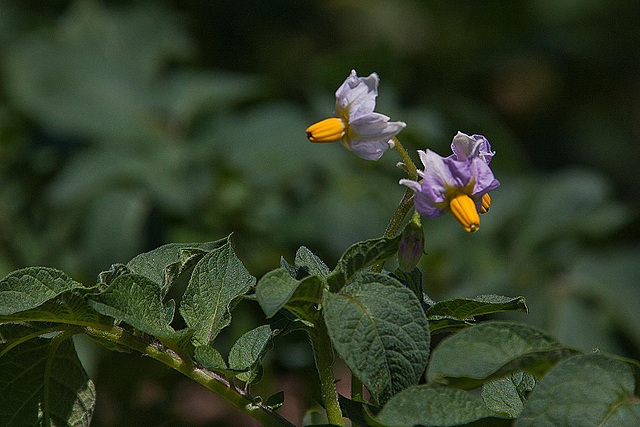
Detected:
[449,194,480,233]
[306,118,345,143]
[480,193,491,214]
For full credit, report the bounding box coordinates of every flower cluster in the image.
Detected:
[306,71,500,232]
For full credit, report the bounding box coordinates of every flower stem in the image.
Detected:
[309,320,345,426]
[82,325,295,427]
[392,137,418,181]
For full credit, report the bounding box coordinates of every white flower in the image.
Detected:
[306,70,406,160]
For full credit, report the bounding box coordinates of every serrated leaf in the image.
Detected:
[482,372,536,418]
[180,241,256,345]
[0,337,95,426]
[427,321,580,389]
[426,295,528,320]
[324,273,430,404]
[375,385,502,427]
[326,235,402,292]
[516,353,640,427]
[294,247,331,279]
[126,239,228,297]
[87,274,183,340]
[229,324,273,383]
[0,267,86,315]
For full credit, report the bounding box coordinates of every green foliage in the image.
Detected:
[426,295,529,334]
[1,234,639,426]
[0,268,86,315]
[324,273,430,404]
[482,372,536,418]
[374,385,502,426]
[427,321,580,389]
[326,235,402,292]
[180,240,256,345]
[87,274,182,341]
[228,324,274,383]
[515,354,640,426]
[0,337,95,427]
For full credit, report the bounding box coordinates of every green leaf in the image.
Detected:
[375,385,501,427]
[256,269,323,320]
[87,274,181,340]
[228,324,273,383]
[392,268,424,302]
[126,239,228,296]
[180,241,256,345]
[426,295,528,320]
[482,372,536,418]
[427,321,580,389]
[0,267,86,315]
[283,275,324,322]
[294,246,331,279]
[324,273,430,404]
[256,269,301,318]
[0,292,113,328]
[192,345,246,378]
[0,337,95,426]
[326,235,402,292]
[515,353,640,426]
[428,315,475,334]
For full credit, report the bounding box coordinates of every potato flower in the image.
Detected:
[400,147,500,232]
[449,131,496,213]
[306,70,406,160]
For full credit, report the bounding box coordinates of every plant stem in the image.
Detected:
[392,137,418,181]
[370,138,418,274]
[82,325,294,427]
[309,321,345,426]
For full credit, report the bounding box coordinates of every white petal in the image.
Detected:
[335,70,378,119]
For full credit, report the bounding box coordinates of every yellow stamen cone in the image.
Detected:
[450,194,480,232]
[480,193,491,214]
[306,118,345,143]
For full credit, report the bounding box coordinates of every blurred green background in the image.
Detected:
[1,0,639,425]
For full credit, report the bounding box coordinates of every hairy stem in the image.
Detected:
[82,325,294,427]
[309,321,345,426]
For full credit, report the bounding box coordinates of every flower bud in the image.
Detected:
[398,218,425,271]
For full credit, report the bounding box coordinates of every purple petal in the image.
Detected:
[451,132,495,164]
[469,157,500,197]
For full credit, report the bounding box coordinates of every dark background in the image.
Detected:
[1,1,639,425]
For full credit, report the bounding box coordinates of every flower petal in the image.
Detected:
[335,70,378,119]
[451,132,495,164]
[344,113,406,160]
[469,157,500,197]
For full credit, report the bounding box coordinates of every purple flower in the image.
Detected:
[450,131,495,164]
[306,70,406,160]
[400,149,499,232]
